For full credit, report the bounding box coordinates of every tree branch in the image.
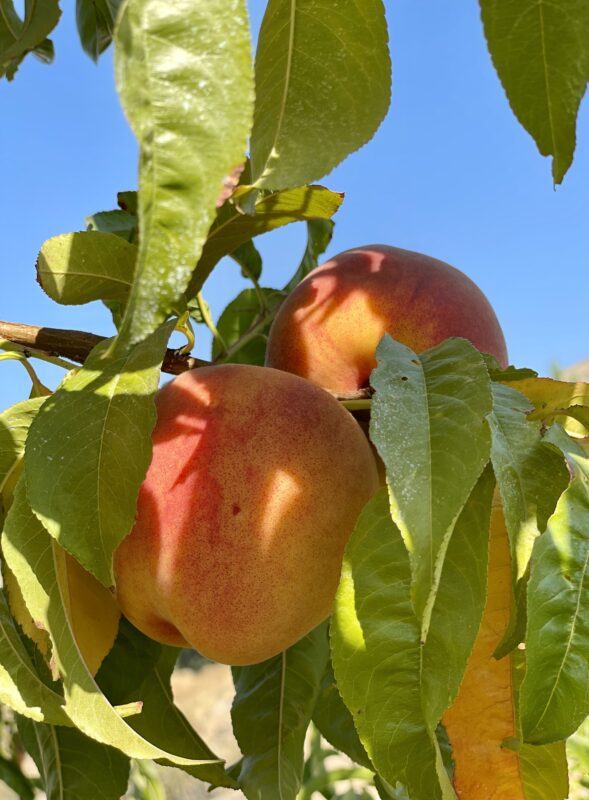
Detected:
[0,319,372,401]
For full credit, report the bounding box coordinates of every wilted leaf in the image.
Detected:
[250,0,391,188]
[113,0,254,350]
[19,715,130,800]
[480,0,589,183]
[521,447,589,743]
[0,0,60,80]
[1,480,219,765]
[76,0,122,61]
[36,231,137,307]
[25,322,172,586]
[232,623,329,800]
[370,336,492,622]
[188,185,343,297]
[98,621,236,789]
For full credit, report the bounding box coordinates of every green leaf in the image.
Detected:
[284,218,335,292]
[331,490,449,800]
[0,397,45,502]
[76,0,122,61]
[1,479,219,766]
[488,383,569,654]
[0,0,60,80]
[480,0,589,183]
[521,447,589,743]
[86,209,138,243]
[370,336,492,622]
[0,588,69,724]
[502,376,589,438]
[98,621,237,789]
[250,0,391,189]
[36,231,137,307]
[312,660,371,770]
[25,322,172,587]
[187,185,343,298]
[421,465,495,727]
[19,715,130,800]
[232,240,263,283]
[212,287,283,365]
[113,0,254,351]
[232,623,329,800]
[0,753,35,800]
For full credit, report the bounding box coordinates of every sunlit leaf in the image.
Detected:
[370,335,492,621]
[25,322,172,586]
[480,0,589,183]
[113,0,254,350]
[232,623,329,800]
[502,376,589,437]
[250,0,391,188]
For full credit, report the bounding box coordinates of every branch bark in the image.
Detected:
[0,319,371,401]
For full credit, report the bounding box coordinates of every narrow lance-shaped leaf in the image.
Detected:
[370,335,492,623]
[18,715,130,800]
[1,480,219,766]
[0,0,60,80]
[188,185,343,298]
[97,619,237,789]
[36,231,137,306]
[487,382,569,653]
[480,0,589,183]
[521,441,589,743]
[250,0,391,189]
[76,0,122,62]
[231,622,329,800]
[331,490,450,800]
[25,322,173,587]
[113,0,254,350]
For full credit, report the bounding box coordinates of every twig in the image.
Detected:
[0,319,372,401]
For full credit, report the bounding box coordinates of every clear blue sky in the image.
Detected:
[1,2,588,411]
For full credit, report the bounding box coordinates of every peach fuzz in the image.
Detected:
[114,364,379,666]
[266,245,508,393]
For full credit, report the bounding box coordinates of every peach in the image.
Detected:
[266,245,508,393]
[114,364,378,665]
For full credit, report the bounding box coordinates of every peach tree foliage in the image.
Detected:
[0,1,588,799]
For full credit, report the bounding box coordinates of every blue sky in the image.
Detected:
[1,1,587,411]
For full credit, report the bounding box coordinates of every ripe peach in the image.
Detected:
[114,364,378,665]
[266,245,508,392]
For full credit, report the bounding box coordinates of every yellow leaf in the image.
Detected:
[504,377,589,437]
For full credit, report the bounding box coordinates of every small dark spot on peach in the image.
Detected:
[232,504,241,516]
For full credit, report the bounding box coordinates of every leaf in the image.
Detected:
[113,0,254,351]
[0,397,45,503]
[232,623,329,800]
[487,383,569,652]
[250,0,391,189]
[0,0,60,80]
[1,480,219,765]
[479,0,589,183]
[0,588,69,725]
[86,209,138,243]
[36,231,137,306]
[0,753,36,800]
[370,335,492,622]
[97,620,237,789]
[19,715,130,800]
[187,185,344,297]
[212,287,283,365]
[232,239,263,283]
[502,376,589,437]
[521,447,589,743]
[312,659,371,770]
[284,218,335,292]
[76,0,122,61]
[331,490,448,800]
[25,322,172,586]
